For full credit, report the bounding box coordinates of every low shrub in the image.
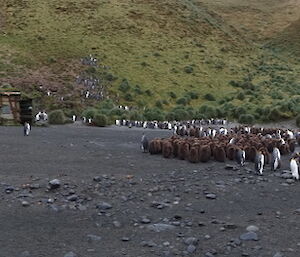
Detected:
[296,115,300,127]
[49,110,65,124]
[93,114,108,127]
[238,114,255,124]
[203,93,216,101]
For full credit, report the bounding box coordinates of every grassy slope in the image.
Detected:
[0,0,299,115]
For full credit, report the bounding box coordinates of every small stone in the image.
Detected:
[184,237,198,246]
[20,251,30,257]
[225,165,234,170]
[273,252,284,257]
[163,241,170,246]
[5,186,15,194]
[64,252,77,257]
[87,234,102,242]
[93,176,101,182]
[204,234,211,240]
[96,201,112,210]
[187,244,196,253]
[146,223,176,232]
[295,208,300,214]
[22,201,30,207]
[246,225,259,232]
[49,179,61,189]
[121,237,130,242]
[240,232,258,241]
[206,194,216,199]
[224,223,237,229]
[29,184,40,189]
[113,221,121,228]
[141,217,151,224]
[67,195,78,201]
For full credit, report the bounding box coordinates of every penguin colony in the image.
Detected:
[146,126,300,180]
[116,119,227,130]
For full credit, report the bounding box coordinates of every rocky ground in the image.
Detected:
[0,124,299,257]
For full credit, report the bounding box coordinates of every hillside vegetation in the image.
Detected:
[0,0,299,123]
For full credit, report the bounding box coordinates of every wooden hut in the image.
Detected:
[0,91,32,125]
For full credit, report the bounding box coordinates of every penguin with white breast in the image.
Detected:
[290,158,299,180]
[24,122,31,136]
[236,148,246,167]
[271,147,281,171]
[255,151,265,175]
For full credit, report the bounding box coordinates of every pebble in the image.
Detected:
[141,217,151,224]
[240,231,258,241]
[121,237,130,242]
[146,223,176,232]
[49,179,61,189]
[20,251,30,257]
[224,223,237,229]
[184,237,198,246]
[273,253,284,257]
[5,186,15,194]
[22,201,30,207]
[96,201,112,210]
[246,225,259,232]
[67,195,78,201]
[205,194,216,199]
[187,244,196,253]
[64,252,77,257]
[87,234,102,241]
[113,220,121,228]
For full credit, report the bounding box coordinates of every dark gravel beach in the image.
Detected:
[0,124,299,257]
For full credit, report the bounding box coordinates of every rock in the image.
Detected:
[184,237,198,246]
[67,195,78,201]
[5,186,15,194]
[246,225,259,232]
[121,237,130,242]
[240,232,258,241]
[187,244,196,253]
[49,179,61,189]
[281,173,292,179]
[224,223,237,229]
[96,201,112,210]
[93,176,101,182]
[22,201,30,207]
[295,208,300,214]
[29,184,40,189]
[204,234,211,240]
[225,165,234,170]
[273,252,284,257]
[141,217,151,224]
[113,220,121,228]
[141,240,157,247]
[286,179,294,184]
[20,251,30,257]
[87,234,102,242]
[146,223,176,232]
[64,252,77,257]
[205,194,216,199]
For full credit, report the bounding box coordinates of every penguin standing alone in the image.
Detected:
[271,147,281,171]
[141,133,149,153]
[255,151,264,175]
[236,148,246,166]
[290,158,299,180]
[24,122,31,136]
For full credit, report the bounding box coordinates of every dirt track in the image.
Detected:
[0,124,299,257]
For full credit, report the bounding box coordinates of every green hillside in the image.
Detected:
[0,0,299,122]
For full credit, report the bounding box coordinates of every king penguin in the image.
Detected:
[236,148,246,166]
[255,151,264,175]
[290,158,299,180]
